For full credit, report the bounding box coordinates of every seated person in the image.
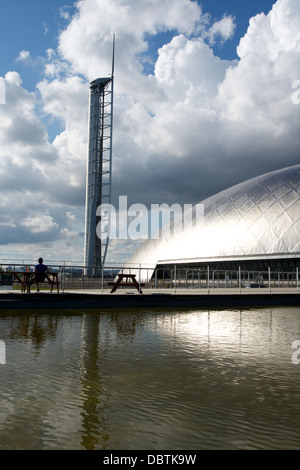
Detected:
[32,258,50,291]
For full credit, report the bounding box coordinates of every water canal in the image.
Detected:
[0,306,299,450]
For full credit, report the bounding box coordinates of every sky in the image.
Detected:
[0,0,299,266]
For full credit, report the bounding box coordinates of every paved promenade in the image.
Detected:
[2,285,299,294]
[0,286,299,295]
[0,286,300,310]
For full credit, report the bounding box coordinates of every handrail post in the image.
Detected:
[139,264,141,294]
[174,265,176,293]
[207,265,210,294]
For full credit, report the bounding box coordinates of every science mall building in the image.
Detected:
[128,164,300,284]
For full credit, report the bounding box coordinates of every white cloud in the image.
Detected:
[43,22,49,35]
[0,70,84,259]
[21,214,59,233]
[16,50,31,62]
[59,5,72,20]
[58,0,203,85]
[205,16,236,45]
[237,0,300,60]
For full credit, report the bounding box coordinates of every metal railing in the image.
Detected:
[0,260,299,293]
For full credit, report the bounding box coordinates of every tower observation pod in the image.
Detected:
[84,37,115,273]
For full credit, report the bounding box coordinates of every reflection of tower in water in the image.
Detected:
[79,314,111,450]
[78,312,142,450]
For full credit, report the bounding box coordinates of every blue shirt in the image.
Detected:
[35,263,48,273]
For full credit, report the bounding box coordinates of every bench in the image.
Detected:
[0,279,13,286]
[30,273,60,293]
[108,273,145,294]
[5,272,60,293]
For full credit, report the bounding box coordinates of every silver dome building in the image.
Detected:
[127,164,300,281]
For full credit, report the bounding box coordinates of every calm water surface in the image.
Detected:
[0,306,300,450]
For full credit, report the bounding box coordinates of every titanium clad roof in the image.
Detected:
[127,164,300,272]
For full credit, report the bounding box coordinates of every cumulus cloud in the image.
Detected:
[21,214,59,234]
[0,71,84,260]
[205,15,236,45]
[1,0,300,264]
[16,50,31,62]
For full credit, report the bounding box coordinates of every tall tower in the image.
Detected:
[84,36,115,272]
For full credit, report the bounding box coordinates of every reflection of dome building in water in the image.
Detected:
[128,164,300,278]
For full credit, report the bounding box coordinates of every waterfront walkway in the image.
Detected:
[0,287,300,310]
[1,286,299,294]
